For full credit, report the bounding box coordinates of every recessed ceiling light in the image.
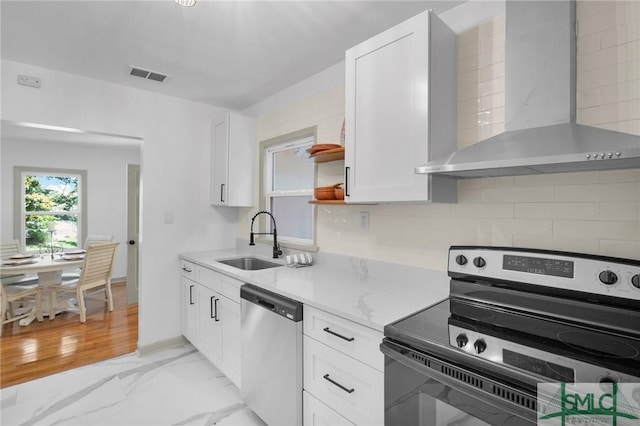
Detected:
[174,0,196,7]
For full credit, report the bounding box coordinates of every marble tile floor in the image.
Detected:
[1,344,267,426]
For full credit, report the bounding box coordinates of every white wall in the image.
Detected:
[241,1,640,269]
[1,59,239,348]
[1,138,140,279]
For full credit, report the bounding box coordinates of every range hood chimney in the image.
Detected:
[416,0,640,178]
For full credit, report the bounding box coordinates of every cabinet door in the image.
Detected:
[219,296,241,387]
[197,284,222,365]
[210,112,256,207]
[211,116,229,206]
[345,12,430,203]
[181,277,198,345]
[344,10,459,204]
[304,391,355,426]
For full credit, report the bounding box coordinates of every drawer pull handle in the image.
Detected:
[323,327,354,342]
[323,374,354,394]
[182,267,192,273]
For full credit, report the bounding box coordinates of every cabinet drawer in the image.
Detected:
[196,266,222,292]
[303,391,354,426]
[180,260,195,280]
[219,275,242,303]
[304,306,383,371]
[304,337,383,426]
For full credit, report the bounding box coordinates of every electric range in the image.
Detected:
[382,246,640,425]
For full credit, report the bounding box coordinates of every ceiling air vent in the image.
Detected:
[129,66,168,83]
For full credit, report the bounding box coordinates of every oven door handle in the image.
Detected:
[380,340,537,421]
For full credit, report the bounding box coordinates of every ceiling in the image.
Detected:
[1,0,464,112]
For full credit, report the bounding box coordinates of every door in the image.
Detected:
[126,164,140,304]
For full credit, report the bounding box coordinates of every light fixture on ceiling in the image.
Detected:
[174,0,196,7]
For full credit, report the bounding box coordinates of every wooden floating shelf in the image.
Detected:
[310,147,345,163]
[309,200,346,205]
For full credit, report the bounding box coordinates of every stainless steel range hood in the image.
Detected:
[416,0,640,178]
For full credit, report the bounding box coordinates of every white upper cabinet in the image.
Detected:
[210,112,256,207]
[344,10,457,203]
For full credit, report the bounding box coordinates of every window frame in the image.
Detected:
[258,127,317,251]
[14,166,88,252]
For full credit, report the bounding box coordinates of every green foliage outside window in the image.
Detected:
[25,175,79,248]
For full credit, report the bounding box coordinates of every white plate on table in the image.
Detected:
[3,258,39,266]
[61,254,85,261]
[9,253,35,259]
[64,250,86,255]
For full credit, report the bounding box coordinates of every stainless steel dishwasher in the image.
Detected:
[240,283,303,426]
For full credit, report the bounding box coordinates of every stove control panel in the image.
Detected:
[448,324,639,384]
[449,247,640,302]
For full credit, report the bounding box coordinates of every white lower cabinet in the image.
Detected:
[303,391,354,426]
[303,307,384,426]
[180,261,242,388]
[181,276,198,345]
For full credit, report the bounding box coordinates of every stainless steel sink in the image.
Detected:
[217,256,283,271]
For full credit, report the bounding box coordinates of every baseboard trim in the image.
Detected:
[137,336,188,356]
[111,276,126,284]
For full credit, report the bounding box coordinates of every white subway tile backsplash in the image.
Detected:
[458,176,514,190]
[600,80,640,105]
[600,169,640,183]
[450,229,514,247]
[600,202,640,220]
[595,119,640,134]
[513,235,600,254]
[577,32,602,55]
[515,203,600,220]
[481,186,555,203]
[555,182,640,202]
[554,219,639,240]
[578,8,618,36]
[450,203,514,218]
[514,172,600,187]
[601,20,640,49]
[599,239,640,259]
[577,1,608,20]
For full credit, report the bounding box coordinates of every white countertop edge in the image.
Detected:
[179,248,450,332]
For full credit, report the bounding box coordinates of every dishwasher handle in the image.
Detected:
[258,298,275,310]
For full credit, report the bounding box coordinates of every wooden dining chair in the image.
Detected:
[61,235,115,281]
[49,242,119,323]
[1,283,43,336]
[1,239,39,286]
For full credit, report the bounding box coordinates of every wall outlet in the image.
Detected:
[164,210,174,224]
[18,74,41,88]
[359,212,369,230]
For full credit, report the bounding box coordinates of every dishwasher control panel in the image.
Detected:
[240,283,303,322]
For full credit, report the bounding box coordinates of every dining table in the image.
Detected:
[1,253,85,325]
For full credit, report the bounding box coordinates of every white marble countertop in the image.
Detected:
[180,246,449,332]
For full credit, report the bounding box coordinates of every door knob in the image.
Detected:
[128,240,136,245]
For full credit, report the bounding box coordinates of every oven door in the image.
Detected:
[381,339,536,426]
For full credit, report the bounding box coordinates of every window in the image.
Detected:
[260,130,315,248]
[14,167,87,252]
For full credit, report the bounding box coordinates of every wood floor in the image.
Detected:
[1,282,138,389]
